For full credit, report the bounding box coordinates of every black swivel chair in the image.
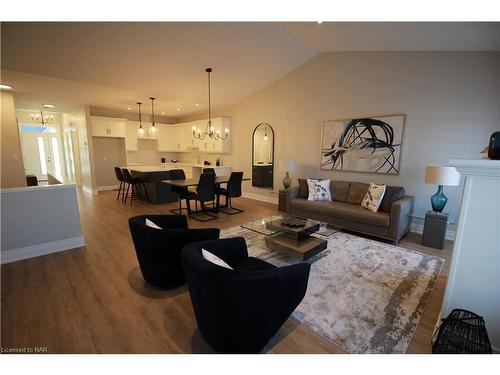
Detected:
[187,172,217,222]
[181,237,311,353]
[128,215,220,287]
[219,171,244,214]
[169,169,190,215]
[121,168,149,205]
[114,167,126,201]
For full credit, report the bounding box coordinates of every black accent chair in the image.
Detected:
[219,171,244,214]
[128,215,220,287]
[114,167,126,201]
[121,168,149,205]
[181,237,311,353]
[169,169,190,215]
[187,172,218,222]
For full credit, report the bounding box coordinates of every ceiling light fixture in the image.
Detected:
[149,97,157,135]
[128,107,132,111]
[196,103,200,107]
[192,68,228,141]
[42,104,56,109]
[137,102,144,136]
[176,108,181,112]
[317,21,323,24]
[0,84,13,90]
[31,106,54,126]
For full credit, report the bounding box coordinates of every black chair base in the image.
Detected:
[188,211,218,222]
[219,196,244,215]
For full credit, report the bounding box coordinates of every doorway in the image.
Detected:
[19,124,64,181]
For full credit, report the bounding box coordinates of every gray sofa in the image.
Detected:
[279,179,414,243]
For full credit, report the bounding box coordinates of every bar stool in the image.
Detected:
[121,168,148,205]
[114,167,126,201]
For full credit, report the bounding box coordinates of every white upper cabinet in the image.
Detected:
[91,116,126,138]
[125,121,139,151]
[157,124,176,152]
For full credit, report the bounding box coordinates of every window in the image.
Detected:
[51,137,62,176]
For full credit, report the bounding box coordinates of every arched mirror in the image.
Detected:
[252,123,274,188]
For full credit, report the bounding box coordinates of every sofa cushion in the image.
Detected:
[347,182,370,204]
[379,186,405,213]
[331,180,350,202]
[307,179,332,201]
[290,199,390,227]
[298,178,309,198]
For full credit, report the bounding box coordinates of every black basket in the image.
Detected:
[432,309,492,354]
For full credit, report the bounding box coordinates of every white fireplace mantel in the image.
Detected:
[441,158,500,352]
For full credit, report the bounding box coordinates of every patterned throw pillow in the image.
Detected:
[361,183,386,212]
[307,179,332,201]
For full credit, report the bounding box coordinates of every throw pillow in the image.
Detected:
[145,218,162,229]
[379,186,405,213]
[307,179,332,201]
[201,249,233,270]
[361,183,386,212]
[298,178,309,198]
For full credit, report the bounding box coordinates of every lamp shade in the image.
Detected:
[425,166,460,186]
[278,160,297,172]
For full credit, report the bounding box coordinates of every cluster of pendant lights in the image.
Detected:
[134,68,229,140]
[136,97,156,137]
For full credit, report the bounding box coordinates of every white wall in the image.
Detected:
[222,52,499,220]
[1,184,84,263]
[1,92,26,188]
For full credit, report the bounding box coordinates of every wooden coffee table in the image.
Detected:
[264,216,328,261]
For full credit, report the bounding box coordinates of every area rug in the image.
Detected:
[221,221,444,354]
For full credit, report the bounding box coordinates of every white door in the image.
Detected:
[20,132,63,181]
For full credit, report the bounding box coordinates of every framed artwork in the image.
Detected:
[320,114,405,174]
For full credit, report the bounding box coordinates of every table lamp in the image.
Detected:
[278,160,297,188]
[424,166,460,213]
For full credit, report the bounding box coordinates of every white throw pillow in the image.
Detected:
[307,179,332,201]
[361,183,386,212]
[202,249,233,270]
[145,218,162,229]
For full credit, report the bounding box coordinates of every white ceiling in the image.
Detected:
[2,22,499,116]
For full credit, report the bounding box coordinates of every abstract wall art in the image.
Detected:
[320,115,405,174]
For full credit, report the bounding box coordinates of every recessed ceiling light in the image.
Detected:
[127,107,132,111]
[317,21,323,24]
[0,84,13,90]
[161,111,165,115]
[195,103,200,107]
[176,108,181,112]
[42,104,56,108]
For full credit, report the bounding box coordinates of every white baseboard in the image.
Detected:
[1,236,86,264]
[410,218,456,241]
[96,184,120,192]
[82,185,97,195]
[242,191,278,204]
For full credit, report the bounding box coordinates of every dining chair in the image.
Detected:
[114,167,126,201]
[169,169,190,215]
[187,172,218,222]
[219,172,244,214]
[202,168,215,174]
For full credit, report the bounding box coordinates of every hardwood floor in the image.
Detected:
[0,189,453,353]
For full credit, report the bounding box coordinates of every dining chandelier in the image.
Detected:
[192,68,228,141]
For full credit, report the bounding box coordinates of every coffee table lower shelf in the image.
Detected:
[265,233,327,261]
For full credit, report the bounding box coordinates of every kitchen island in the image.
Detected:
[126,163,232,179]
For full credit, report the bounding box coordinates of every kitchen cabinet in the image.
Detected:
[157,124,176,152]
[125,122,138,151]
[91,116,126,138]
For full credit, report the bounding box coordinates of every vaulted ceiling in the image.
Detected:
[2,22,499,116]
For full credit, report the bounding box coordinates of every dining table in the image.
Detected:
[162,175,251,214]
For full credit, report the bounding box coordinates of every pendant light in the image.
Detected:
[192,67,229,140]
[263,124,268,141]
[137,102,144,136]
[149,97,157,135]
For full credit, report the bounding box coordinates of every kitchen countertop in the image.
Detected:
[125,163,231,172]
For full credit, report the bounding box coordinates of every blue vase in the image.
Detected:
[283,172,292,189]
[431,185,447,213]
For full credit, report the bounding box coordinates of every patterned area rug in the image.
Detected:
[221,222,444,354]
